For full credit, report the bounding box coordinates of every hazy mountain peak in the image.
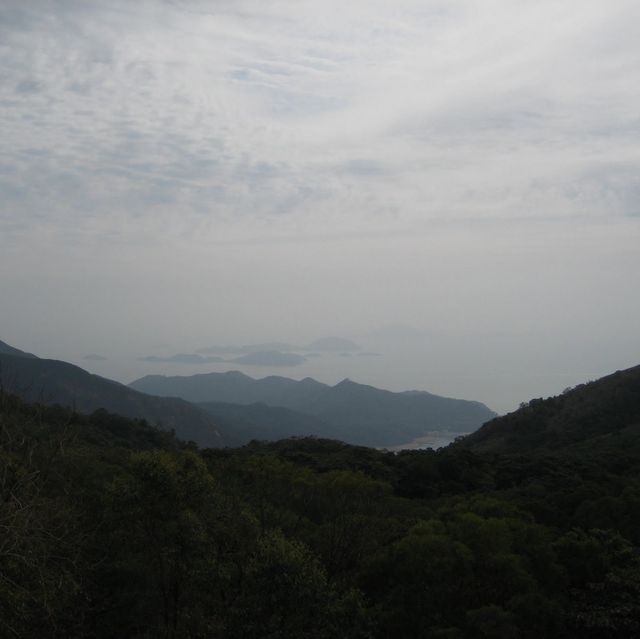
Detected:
[130,369,495,447]
[83,353,108,361]
[224,370,251,378]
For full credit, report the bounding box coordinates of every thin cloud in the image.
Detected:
[1,1,639,411]
[2,0,639,244]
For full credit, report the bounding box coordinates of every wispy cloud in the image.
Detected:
[1,1,639,411]
[2,0,639,245]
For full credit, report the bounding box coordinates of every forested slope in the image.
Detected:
[3,364,640,638]
[460,364,640,453]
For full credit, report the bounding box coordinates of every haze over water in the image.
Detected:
[2,1,639,413]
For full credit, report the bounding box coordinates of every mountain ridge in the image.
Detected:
[130,370,496,446]
[0,339,38,359]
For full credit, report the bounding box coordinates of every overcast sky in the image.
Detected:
[1,0,639,413]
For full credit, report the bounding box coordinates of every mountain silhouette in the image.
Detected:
[130,371,495,446]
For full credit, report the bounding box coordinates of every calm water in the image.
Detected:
[384,431,469,452]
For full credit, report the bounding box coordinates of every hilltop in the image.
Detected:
[459,364,640,453]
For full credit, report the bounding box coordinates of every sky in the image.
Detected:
[1,0,639,413]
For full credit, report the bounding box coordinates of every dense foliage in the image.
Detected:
[2,386,640,638]
[463,365,640,452]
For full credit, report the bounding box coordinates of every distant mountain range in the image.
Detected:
[130,370,496,446]
[1,338,495,448]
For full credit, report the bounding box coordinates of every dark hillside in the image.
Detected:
[0,352,224,447]
[0,339,37,358]
[3,365,640,638]
[460,365,640,453]
[198,400,338,446]
[0,389,181,451]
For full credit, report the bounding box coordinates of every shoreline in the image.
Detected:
[382,431,470,452]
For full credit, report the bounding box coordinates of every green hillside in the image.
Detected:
[460,365,640,453]
[3,362,640,637]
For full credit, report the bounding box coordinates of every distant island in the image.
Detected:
[138,353,226,364]
[305,337,361,352]
[139,350,307,367]
[197,336,362,356]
